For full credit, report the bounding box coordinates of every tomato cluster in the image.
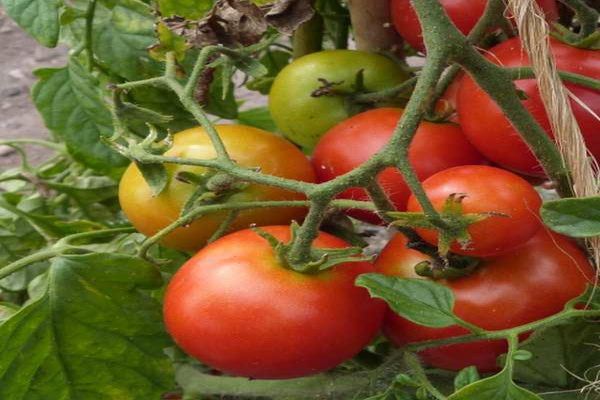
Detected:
[117,0,599,381]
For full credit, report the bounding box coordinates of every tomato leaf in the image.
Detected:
[0,253,173,399]
[511,321,600,388]
[237,107,278,132]
[92,0,161,80]
[205,66,239,119]
[454,366,481,391]
[355,274,458,328]
[448,368,542,400]
[44,176,118,205]
[541,197,600,238]
[157,0,214,19]
[1,0,61,47]
[32,60,128,173]
[136,162,169,197]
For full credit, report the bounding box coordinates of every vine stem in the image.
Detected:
[508,66,600,90]
[84,0,98,72]
[559,0,599,38]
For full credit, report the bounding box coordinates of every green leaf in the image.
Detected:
[149,22,189,62]
[205,66,239,119]
[0,253,173,399]
[32,60,128,173]
[448,368,542,400]
[355,274,458,328]
[136,162,169,197]
[158,0,213,19]
[512,321,600,388]
[541,197,600,238]
[45,176,119,205]
[237,107,278,132]
[92,0,161,80]
[247,50,291,94]
[1,0,60,47]
[454,366,480,391]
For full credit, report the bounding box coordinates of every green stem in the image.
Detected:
[0,139,64,152]
[559,0,599,38]
[207,210,239,243]
[507,66,600,90]
[84,0,98,72]
[292,13,324,59]
[285,198,332,267]
[116,77,167,91]
[352,77,418,104]
[0,249,61,280]
[365,181,398,224]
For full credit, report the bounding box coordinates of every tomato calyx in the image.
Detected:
[413,254,480,280]
[252,223,373,274]
[390,193,508,257]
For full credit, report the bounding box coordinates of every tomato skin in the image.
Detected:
[163,226,385,379]
[377,231,595,372]
[312,108,486,223]
[390,0,558,51]
[118,125,315,252]
[269,50,410,151]
[457,37,600,176]
[407,165,542,257]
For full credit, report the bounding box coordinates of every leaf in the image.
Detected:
[1,0,60,47]
[149,22,189,62]
[136,162,169,197]
[205,66,239,119]
[541,197,600,238]
[44,176,119,205]
[237,107,278,132]
[448,368,542,400]
[92,0,161,80]
[454,366,480,391]
[32,60,128,173]
[355,274,458,328]
[158,0,214,19]
[512,321,600,388]
[0,253,173,399]
[246,50,291,94]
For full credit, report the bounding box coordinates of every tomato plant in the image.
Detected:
[269,50,410,151]
[391,0,559,51]
[119,125,315,251]
[312,108,486,223]
[406,165,543,256]
[457,37,600,176]
[163,226,385,379]
[376,230,595,372]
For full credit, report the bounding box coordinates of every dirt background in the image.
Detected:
[0,8,67,169]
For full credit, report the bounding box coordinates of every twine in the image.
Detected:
[507,0,600,267]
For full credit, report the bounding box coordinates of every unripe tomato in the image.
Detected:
[390,0,559,51]
[163,226,385,379]
[407,165,542,257]
[119,125,315,252]
[457,37,600,176]
[312,108,486,223]
[269,50,410,151]
[376,231,595,372]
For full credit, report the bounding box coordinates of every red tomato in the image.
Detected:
[390,0,559,51]
[163,226,385,379]
[312,108,486,224]
[457,37,600,176]
[407,165,542,257]
[376,230,595,372]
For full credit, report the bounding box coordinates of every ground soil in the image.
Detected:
[0,8,67,169]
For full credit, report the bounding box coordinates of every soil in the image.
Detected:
[0,8,68,170]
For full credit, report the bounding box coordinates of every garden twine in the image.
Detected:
[507,0,600,268]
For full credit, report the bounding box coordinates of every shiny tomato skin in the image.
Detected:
[390,0,558,51]
[312,108,486,223]
[119,125,315,252]
[269,50,410,151]
[407,165,542,257]
[163,226,386,379]
[457,37,600,176]
[377,231,595,372]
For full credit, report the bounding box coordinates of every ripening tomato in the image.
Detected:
[390,0,559,51]
[119,125,315,252]
[376,230,595,372]
[406,165,542,257]
[457,37,600,176]
[312,108,486,223]
[163,226,385,379]
[269,50,410,151]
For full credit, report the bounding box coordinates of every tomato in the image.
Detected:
[269,50,410,151]
[406,165,542,257]
[376,230,595,372]
[390,0,559,51]
[163,226,385,379]
[457,37,600,176]
[312,108,486,223]
[119,125,316,252]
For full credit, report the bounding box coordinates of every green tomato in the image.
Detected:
[269,50,410,152]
